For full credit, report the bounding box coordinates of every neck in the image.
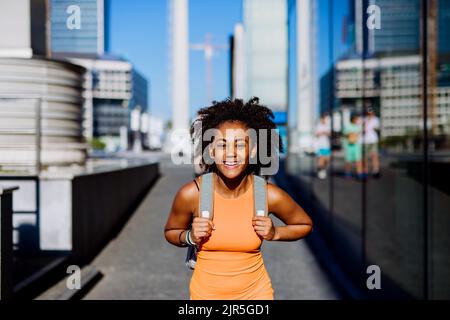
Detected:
[214,169,251,198]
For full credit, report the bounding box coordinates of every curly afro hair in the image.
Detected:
[190,97,283,177]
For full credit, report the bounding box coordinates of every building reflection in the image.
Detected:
[286,0,450,299]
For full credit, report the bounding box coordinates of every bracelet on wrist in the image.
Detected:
[185,229,195,246]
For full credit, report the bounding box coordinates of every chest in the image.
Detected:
[199,192,262,252]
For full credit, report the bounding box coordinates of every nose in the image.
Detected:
[225,143,237,159]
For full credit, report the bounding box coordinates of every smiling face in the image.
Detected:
[209,121,257,179]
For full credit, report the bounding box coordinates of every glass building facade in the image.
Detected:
[287,0,450,299]
[243,0,289,151]
[50,0,105,55]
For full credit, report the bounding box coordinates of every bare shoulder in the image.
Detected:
[175,178,200,206]
[173,178,199,214]
[267,181,289,205]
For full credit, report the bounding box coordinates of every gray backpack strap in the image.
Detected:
[253,175,268,217]
[199,172,214,220]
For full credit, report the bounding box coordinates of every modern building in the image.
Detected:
[287,0,317,154]
[147,115,164,150]
[167,0,190,156]
[0,0,44,58]
[335,55,450,138]
[0,0,87,172]
[333,0,450,139]
[0,57,86,172]
[353,0,420,57]
[47,0,149,151]
[243,0,288,110]
[65,56,148,151]
[50,0,107,55]
[230,23,245,100]
[285,0,450,299]
[132,69,149,114]
[243,0,288,151]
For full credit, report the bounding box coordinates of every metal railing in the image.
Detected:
[0,186,18,300]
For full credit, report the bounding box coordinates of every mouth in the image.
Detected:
[223,161,240,170]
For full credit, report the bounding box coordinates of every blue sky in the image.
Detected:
[109,0,242,123]
[317,0,352,75]
[108,0,350,124]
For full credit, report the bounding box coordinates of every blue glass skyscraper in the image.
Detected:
[50,0,107,55]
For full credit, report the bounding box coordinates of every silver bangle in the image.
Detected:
[185,229,195,246]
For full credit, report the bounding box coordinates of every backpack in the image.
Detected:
[185,172,268,270]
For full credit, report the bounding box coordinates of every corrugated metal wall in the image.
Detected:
[0,57,87,172]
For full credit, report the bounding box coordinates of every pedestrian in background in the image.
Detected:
[343,113,364,180]
[314,113,331,179]
[362,108,381,178]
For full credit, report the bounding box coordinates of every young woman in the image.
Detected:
[164,98,313,300]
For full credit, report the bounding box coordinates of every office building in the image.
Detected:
[335,55,450,138]
[48,0,149,150]
[286,0,450,299]
[230,23,245,100]
[0,0,86,171]
[166,0,190,157]
[243,0,288,151]
[287,0,317,154]
[243,0,288,110]
[66,56,148,151]
[50,0,107,55]
[353,0,421,56]
[132,70,149,114]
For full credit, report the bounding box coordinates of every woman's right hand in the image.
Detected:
[190,217,215,245]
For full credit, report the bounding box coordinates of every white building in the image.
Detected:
[64,56,148,152]
[294,0,318,153]
[243,0,288,111]
[147,116,164,150]
[167,0,190,157]
[0,0,86,172]
[67,57,131,150]
[231,23,245,100]
[335,55,450,138]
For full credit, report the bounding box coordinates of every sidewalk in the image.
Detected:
[83,156,342,299]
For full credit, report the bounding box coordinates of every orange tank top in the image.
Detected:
[189,175,274,300]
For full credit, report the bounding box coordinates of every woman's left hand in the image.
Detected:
[252,216,277,241]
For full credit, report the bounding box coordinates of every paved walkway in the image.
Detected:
[83,156,342,300]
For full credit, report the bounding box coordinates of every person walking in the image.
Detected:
[164,98,313,300]
[343,113,364,180]
[362,108,381,178]
[314,113,331,179]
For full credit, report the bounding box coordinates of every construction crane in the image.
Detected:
[190,33,229,104]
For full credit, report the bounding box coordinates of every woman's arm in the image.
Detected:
[164,179,215,247]
[164,181,197,247]
[253,182,313,242]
